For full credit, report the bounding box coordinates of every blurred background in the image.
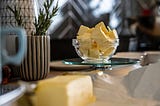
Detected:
[1,0,160,60]
[47,0,160,60]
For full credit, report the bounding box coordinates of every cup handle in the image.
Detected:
[1,27,27,65]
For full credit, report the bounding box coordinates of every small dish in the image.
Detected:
[63,58,140,66]
[72,39,119,63]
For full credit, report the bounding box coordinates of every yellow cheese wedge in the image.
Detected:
[77,33,92,57]
[35,75,95,106]
[95,22,118,41]
[103,46,116,56]
[112,29,118,39]
[91,26,109,42]
[77,32,91,40]
[77,33,91,47]
[95,22,109,36]
[100,40,113,52]
[77,25,91,36]
[106,29,118,40]
[79,47,89,57]
[91,26,112,51]
[88,48,100,58]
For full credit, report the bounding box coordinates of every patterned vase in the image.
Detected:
[19,36,50,81]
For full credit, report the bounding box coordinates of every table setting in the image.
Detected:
[49,51,160,106]
[48,26,160,105]
[1,21,160,106]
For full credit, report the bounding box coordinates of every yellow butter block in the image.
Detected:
[35,75,95,106]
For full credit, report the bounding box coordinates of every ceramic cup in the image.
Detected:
[0,27,27,84]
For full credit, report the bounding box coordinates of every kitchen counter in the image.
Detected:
[2,51,160,106]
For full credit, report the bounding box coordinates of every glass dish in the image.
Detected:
[72,39,119,63]
[63,58,140,68]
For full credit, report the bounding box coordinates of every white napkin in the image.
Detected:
[89,72,159,106]
[123,62,160,102]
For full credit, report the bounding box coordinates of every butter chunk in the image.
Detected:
[92,24,110,41]
[95,22,118,41]
[77,25,91,36]
[79,47,89,57]
[91,27,112,51]
[109,29,118,40]
[95,22,109,36]
[76,22,118,59]
[103,46,116,56]
[77,33,92,57]
[35,75,95,106]
[88,48,100,58]
[77,33,92,49]
[77,32,91,40]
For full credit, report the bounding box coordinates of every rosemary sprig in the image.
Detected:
[7,5,24,27]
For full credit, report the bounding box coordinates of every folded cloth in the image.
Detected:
[144,51,160,64]
[89,71,159,106]
[123,62,160,102]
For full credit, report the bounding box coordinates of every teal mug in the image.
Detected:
[0,27,27,84]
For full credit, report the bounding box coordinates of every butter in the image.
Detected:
[77,33,92,49]
[76,22,118,58]
[109,29,118,40]
[77,25,91,36]
[77,33,92,57]
[91,26,112,52]
[95,22,118,41]
[103,46,116,57]
[88,48,100,58]
[35,75,95,106]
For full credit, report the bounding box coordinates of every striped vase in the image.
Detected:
[19,35,50,81]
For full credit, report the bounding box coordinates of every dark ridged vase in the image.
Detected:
[19,35,50,81]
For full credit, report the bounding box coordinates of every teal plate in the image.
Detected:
[63,58,140,66]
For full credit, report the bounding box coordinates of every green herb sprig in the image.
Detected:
[34,0,58,35]
[7,5,25,27]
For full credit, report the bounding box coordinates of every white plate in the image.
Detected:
[50,61,92,71]
[0,84,25,106]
